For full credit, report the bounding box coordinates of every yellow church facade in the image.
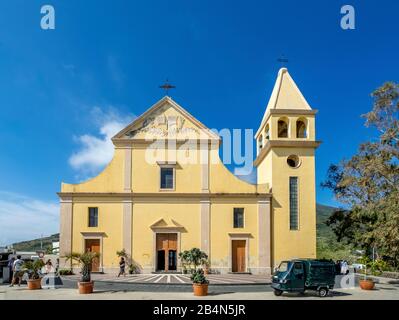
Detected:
[58,68,320,275]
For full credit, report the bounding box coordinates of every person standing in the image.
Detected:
[117,257,126,277]
[7,257,15,283]
[341,260,349,275]
[9,255,24,287]
[45,259,53,274]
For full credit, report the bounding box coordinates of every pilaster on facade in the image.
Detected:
[200,199,211,256]
[257,198,271,275]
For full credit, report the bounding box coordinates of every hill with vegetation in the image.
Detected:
[316,204,354,261]
[12,233,59,252]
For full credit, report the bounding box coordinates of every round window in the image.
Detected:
[287,155,301,168]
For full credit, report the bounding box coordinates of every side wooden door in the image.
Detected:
[232,240,246,273]
[85,239,100,272]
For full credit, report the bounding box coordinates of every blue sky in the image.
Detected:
[0,0,398,244]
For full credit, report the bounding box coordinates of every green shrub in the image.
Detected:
[129,263,140,274]
[58,269,74,276]
[191,269,209,285]
[179,248,208,273]
[357,256,392,276]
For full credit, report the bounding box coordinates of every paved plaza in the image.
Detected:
[1,273,399,300]
[1,282,399,300]
[64,273,271,285]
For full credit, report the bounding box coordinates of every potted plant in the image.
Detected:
[65,252,100,294]
[191,268,209,296]
[23,259,45,290]
[129,262,140,274]
[358,257,375,290]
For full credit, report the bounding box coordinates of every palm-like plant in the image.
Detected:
[65,252,100,282]
[23,260,45,280]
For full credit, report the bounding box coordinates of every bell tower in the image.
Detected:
[254,68,321,267]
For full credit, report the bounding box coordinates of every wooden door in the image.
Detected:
[156,233,177,271]
[232,240,246,273]
[85,239,100,272]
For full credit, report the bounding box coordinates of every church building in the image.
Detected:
[58,68,320,275]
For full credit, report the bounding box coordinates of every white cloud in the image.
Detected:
[69,107,133,177]
[0,191,59,246]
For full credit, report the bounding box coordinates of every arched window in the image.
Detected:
[278,119,288,138]
[265,124,270,140]
[258,135,263,152]
[296,119,307,138]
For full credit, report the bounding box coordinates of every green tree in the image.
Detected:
[45,245,54,254]
[178,248,208,273]
[322,82,399,268]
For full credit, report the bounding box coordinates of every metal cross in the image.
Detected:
[159,79,176,96]
[277,54,289,67]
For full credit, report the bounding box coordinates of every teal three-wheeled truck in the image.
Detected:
[272,259,336,297]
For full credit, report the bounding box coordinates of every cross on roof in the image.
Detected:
[159,79,176,96]
[277,54,289,67]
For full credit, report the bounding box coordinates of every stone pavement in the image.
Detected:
[1,281,399,300]
[63,273,271,285]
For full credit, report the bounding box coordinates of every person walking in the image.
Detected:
[117,257,126,277]
[9,255,24,287]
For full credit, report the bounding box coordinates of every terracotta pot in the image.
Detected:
[193,283,208,296]
[78,281,94,294]
[27,279,42,290]
[359,279,375,290]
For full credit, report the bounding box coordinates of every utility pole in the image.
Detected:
[40,234,43,250]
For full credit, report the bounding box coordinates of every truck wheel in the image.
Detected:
[273,289,283,296]
[318,288,329,297]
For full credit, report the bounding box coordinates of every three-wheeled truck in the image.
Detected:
[272,259,336,297]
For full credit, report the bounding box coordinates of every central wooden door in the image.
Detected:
[156,233,177,272]
[85,239,100,272]
[232,240,246,273]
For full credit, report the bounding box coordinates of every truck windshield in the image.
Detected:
[277,262,290,272]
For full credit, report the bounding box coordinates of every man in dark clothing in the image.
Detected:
[7,257,15,283]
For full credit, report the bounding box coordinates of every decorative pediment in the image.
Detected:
[112,96,220,141]
[150,218,185,231]
[125,111,197,139]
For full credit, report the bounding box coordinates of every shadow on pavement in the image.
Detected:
[377,286,397,291]
[207,291,235,296]
[279,290,352,298]
[331,291,352,297]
